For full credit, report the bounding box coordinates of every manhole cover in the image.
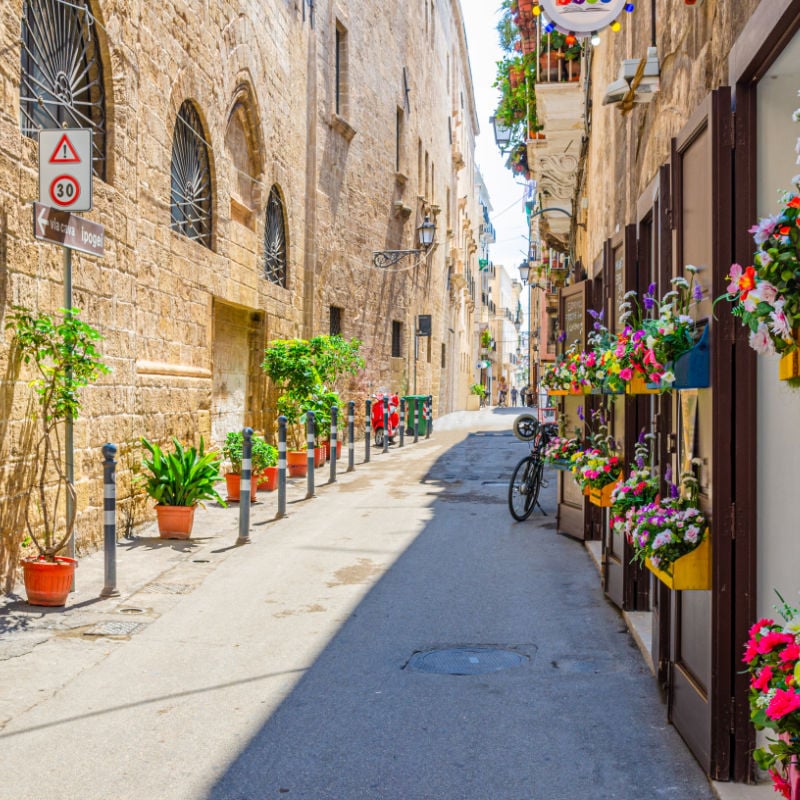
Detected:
[84,621,145,637]
[406,646,530,675]
[118,606,145,615]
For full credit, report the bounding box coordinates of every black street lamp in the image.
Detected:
[372,215,437,269]
[490,115,513,153]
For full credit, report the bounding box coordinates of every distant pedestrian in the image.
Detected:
[511,386,518,406]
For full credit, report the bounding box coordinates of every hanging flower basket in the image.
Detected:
[645,535,711,590]
[589,478,621,508]
[549,459,573,471]
[669,325,710,389]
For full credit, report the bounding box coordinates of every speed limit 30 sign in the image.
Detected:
[38,129,92,212]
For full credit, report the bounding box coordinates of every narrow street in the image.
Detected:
[0,410,713,800]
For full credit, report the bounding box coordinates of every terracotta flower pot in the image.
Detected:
[287,450,307,477]
[225,473,256,503]
[320,440,342,461]
[257,466,278,491]
[155,504,196,539]
[314,446,326,468]
[22,556,77,606]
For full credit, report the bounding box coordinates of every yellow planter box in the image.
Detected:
[625,373,659,395]
[588,478,621,508]
[779,349,800,382]
[645,535,711,590]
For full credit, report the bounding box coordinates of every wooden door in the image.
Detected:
[666,89,734,777]
[556,280,589,540]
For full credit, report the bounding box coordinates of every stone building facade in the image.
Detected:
[0,0,483,589]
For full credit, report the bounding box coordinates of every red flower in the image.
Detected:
[780,226,791,236]
[769,769,791,800]
[751,665,774,692]
[789,196,800,208]
[757,630,795,655]
[780,642,800,664]
[766,688,800,720]
[738,265,757,300]
[749,618,776,638]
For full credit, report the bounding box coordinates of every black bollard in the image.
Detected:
[347,401,355,472]
[277,415,287,518]
[365,399,371,463]
[237,427,253,544]
[306,411,316,498]
[100,443,120,598]
[399,398,405,448]
[329,406,338,483]
[383,395,389,454]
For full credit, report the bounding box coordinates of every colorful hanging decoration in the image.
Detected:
[538,0,635,39]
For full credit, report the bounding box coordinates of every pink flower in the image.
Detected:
[727,263,742,294]
[768,769,791,799]
[749,214,780,246]
[619,368,633,381]
[766,688,800,720]
[749,324,776,356]
[752,280,778,305]
[770,299,792,339]
[780,642,800,664]
[749,618,776,638]
[643,349,659,367]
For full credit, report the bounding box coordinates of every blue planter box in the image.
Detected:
[671,325,710,389]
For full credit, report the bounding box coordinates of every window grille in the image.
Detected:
[391,321,402,358]
[263,187,287,287]
[170,102,212,247]
[330,306,343,336]
[20,0,106,179]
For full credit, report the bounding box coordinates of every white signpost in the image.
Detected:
[38,128,93,212]
[35,128,98,587]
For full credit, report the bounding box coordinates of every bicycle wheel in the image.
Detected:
[513,414,539,442]
[508,456,542,521]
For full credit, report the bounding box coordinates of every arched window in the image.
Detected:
[263,187,287,287]
[170,101,212,248]
[20,0,106,179]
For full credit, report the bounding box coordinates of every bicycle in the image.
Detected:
[507,415,558,522]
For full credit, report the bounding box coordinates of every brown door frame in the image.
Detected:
[725,0,800,782]
[670,88,736,780]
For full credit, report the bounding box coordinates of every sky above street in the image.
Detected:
[461,0,530,280]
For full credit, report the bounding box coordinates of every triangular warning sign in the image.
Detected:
[49,133,81,164]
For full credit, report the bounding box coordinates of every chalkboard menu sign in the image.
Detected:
[564,290,584,348]
[614,248,625,330]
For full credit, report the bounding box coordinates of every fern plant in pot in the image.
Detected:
[140,437,226,539]
[7,307,110,606]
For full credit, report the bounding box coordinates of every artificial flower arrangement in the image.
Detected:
[584,308,626,393]
[541,341,590,393]
[628,463,708,573]
[719,94,800,367]
[743,593,800,799]
[543,417,584,468]
[617,267,706,389]
[610,431,660,539]
[570,406,622,493]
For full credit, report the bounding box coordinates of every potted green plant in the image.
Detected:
[7,306,110,606]
[222,430,258,503]
[254,437,279,491]
[140,437,226,539]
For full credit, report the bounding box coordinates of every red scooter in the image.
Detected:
[371,393,400,446]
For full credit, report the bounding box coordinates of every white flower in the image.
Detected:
[750,280,778,305]
[660,370,675,385]
[685,525,700,543]
[652,532,672,549]
[685,264,700,274]
[770,299,792,339]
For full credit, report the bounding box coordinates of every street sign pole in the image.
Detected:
[64,246,75,580]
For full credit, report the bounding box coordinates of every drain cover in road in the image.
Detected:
[84,621,145,637]
[406,646,529,675]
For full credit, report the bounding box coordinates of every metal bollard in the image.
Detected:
[100,443,119,597]
[347,400,355,472]
[277,416,287,518]
[306,411,316,498]
[426,395,432,439]
[365,399,371,463]
[329,406,338,483]
[383,395,389,454]
[413,398,419,443]
[399,398,405,448]
[237,427,253,544]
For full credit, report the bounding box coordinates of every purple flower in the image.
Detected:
[558,330,566,343]
[635,456,644,469]
[692,283,703,302]
[644,295,655,310]
[648,282,656,296]
[664,465,672,484]
[577,405,584,421]
[670,483,680,499]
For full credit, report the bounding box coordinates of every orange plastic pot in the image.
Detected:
[155,504,196,539]
[257,466,278,491]
[314,446,326,468]
[22,556,77,606]
[224,473,256,502]
[287,450,307,477]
